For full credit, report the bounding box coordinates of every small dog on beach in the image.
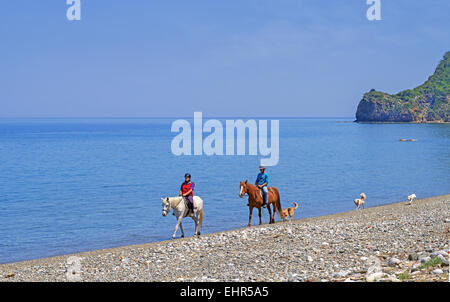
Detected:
[281,202,299,222]
[407,194,416,205]
[354,193,366,210]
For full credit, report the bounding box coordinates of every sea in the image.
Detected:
[0,118,449,263]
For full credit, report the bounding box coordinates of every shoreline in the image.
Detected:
[354,121,450,124]
[1,194,449,282]
[1,194,443,266]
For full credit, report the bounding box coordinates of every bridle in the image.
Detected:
[162,198,171,216]
[162,197,185,216]
[239,183,248,198]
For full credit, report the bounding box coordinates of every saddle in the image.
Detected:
[258,187,271,200]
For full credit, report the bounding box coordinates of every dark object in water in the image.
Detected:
[399,138,418,142]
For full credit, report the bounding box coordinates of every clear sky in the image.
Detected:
[1,0,449,118]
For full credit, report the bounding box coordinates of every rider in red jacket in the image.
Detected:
[180,173,195,214]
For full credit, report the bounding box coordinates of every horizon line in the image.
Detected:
[0,116,355,120]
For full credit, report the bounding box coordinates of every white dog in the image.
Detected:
[354,193,366,210]
[407,194,416,205]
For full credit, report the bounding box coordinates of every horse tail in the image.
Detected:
[293,202,298,210]
[276,199,284,218]
[271,187,284,219]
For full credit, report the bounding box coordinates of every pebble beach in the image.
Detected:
[1,194,449,282]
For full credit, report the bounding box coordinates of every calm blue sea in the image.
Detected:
[0,118,449,264]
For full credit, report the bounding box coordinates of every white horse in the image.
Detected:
[161,196,204,239]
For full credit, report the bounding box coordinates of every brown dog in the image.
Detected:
[281,202,298,222]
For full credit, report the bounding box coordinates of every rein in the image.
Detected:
[246,184,261,202]
[170,197,184,209]
[169,197,192,218]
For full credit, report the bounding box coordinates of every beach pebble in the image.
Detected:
[436,254,448,266]
[332,271,348,278]
[420,256,431,263]
[387,275,400,282]
[430,251,441,258]
[367,263,382,275]
[366,272,386,282]
[410,263,420,272]
[4,272,15,278]
[431,269,444,275]
[387,258,401,267]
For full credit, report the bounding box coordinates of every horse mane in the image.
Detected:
[245,183,260,201]
[168,196,184,208]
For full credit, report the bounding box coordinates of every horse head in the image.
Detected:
[239,180,249,198]
[161,197,171,216]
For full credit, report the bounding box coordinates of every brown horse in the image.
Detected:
[239,180,285,226]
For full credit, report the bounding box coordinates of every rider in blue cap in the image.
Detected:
[255,165,269,208]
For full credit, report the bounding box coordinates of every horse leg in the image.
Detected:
[267,204,273,224]
[179,222,185,238]
[258,207,262,225]
[248,206,253,227]
[269,203,273,223]
[192,216,199,236]
[172,216,183,239]
[272,203,277,223]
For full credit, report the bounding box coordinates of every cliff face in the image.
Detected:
[355,52,450,123]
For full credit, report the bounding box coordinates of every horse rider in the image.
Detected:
[255,165,269,208]
[180,173,195,215]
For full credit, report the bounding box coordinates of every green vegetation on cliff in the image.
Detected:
[355,52,450,122]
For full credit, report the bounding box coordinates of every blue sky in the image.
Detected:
[0,0,449,118]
